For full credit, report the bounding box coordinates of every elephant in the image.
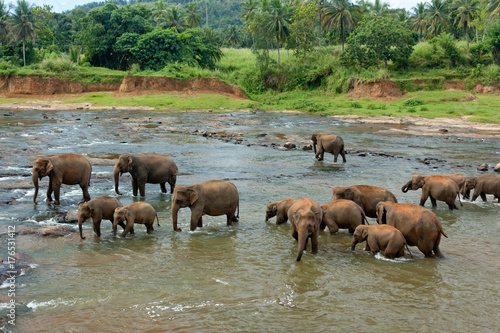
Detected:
[112,202,159,237]
[401,174,462,210]
[331,185,398,218]
[287,197,323,261]
[376,201,448,258]
[32,153,92,205]
[444,173,469,199]
[311,132,346,163]
[78,196,124,239]
[462,174,500,202]
[320,199,369,234]
[351,224,412,259]
[114,154,178,197]
[171,180,239,232]
[265,198,297,224]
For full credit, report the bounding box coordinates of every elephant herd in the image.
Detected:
[31,130,500,262]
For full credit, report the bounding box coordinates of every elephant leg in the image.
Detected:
[327,221,339,234]
[480,193,487,202]
[276,212,287,225]
[311,233,319,254]
[341,149,346,163]
[160,183,167,193]
[146,223,153,234]
[430,196,437,208]
[419,194,428,207]
[226,213,233,226]
[80,183,91,202]
[319,222,326,232]
[132,178,139,196]
[367,239,380,254]
[190,210,203,231]
[92,217,102,237]
[121,221,134,237]
[333,153,338,163]
[52,181,61,205]
[46,178,53,202]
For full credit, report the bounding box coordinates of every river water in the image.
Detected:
[0,110,499,332]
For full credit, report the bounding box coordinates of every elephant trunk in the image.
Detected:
[401,180,412,193]
[172,204,181,232]
[78,217,86,239]
[113,164,123,195]
[32,172,39,204]
[313,143,317,154]
[296,229,308,261]
[351,238,358,251]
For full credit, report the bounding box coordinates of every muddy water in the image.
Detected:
[1,110,499,332]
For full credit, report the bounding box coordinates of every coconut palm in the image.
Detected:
[368,0,389,16]
[166,5,186,32]
[451,0,479,50]
[151,0,168,27]
[227,25,241,46]
[266,0,292,69]
[426,0,449,38]
[485,0,500,15]
[9,0,38,66]
[0,0,10,44]
[321,0,356,51]
[410,2,427,41]
[185,2,202,28]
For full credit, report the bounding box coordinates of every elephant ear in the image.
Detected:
[360,227,369,240]
[270,204,277,214]
[128,156,134,168]
[45,159,53,174]
[344,188,354,200]
[188,189,199,206]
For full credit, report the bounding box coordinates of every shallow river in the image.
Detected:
[0,110,499,332]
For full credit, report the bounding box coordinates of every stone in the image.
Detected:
[302,144,313,151]
[477,163,489,171]
[284,142,296,149]
[58,210,78,223]
[20,226,76,237]
[494,163,500,172]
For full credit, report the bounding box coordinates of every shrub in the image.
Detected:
[403,98,424,106]
[39,58,75,73]
[349,102,362,108]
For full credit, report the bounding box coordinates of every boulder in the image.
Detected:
[302,144,313,151]
[284,142,296,149]
[58,210,78,223]
[477,163,489,171]
[20,226,76,237]
[494,163,500,172]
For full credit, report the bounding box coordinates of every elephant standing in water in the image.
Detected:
[331,185,397,218]
[401,174,462,210]
[171,180,239,232]
[320,199,368,234]
[78,196,124,239]
[113,202,159,237]
[351,224,411,259]
[32,153,92,205]
[311,132,346,163]
[114,154,178,197]
[288,197,323,261]
[265,198,297,224]
[376,201,448,258]
[462,174,500,202]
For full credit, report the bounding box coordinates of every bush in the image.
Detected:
[349,102,362,108]
[403,98,424,106]
[39,58,75,73]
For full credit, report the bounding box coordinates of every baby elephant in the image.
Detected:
[113,202,159,237]
[265,198,297,224]
[351,225,411,259]
[320,199,368,234]
[78,195,124,239]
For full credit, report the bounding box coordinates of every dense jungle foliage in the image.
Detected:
[1,0,500,96]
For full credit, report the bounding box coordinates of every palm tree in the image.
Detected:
[368,0,389,16]
[151,0,168,27]
[321,0,356,51]
[203,26,221,46]
[451,0,479,50]
[166,5,186,32]
[227,25,241,46]
[410,2,427,41]
[241,0,259,46]
[266,0,292,69]
[185,2,202,28]
[425,0,449,38]
[9,0,38,66]
[485,0,500,15]
[0,0,10,45]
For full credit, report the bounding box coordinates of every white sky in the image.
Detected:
[5,0,421,14]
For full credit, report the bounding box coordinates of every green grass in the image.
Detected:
[62,92,258,110]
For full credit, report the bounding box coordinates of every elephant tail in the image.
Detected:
[232,203,240,222]
[441,230,448,238]
[155,213,160,226]
[362,212,369,225]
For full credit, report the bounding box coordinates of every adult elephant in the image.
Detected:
[114,154,178,197]
[171,180,239,232]
[311,132,346,163]
[265,198,297,224]
[287,197,323,262]
[331,185,397,218]
[401,174,461,210]
[32,153,92,205]
[320,199,369,234]
[445,173,469,199]
[462,174,500,203]
[376,201,448,258]
[78,196,124,239]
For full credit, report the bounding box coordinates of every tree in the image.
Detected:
[450,0,480,50]
[410,2,427,41]
[266,0,292,69]
[340,16,416,71]
[290,1,317,63]
[368,0,389,16]
[0,0,10,45]
[227,25,241,46]
[9,0,38,66]
[321,0,356,51]
[185,2,202,28]
[151,0,168,27]
[485,19,500,64]
[426,0,449,38]
[485,0,500,15]
[166,5,186,32]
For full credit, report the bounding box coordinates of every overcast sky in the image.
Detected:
[5,0,422,14]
